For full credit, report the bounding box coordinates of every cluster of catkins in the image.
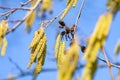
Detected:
[26,0,120,80]
[27,27,47,74]
[80,1,120,79]
[55,34,79,80]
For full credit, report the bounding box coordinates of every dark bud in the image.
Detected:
[59,20,65,26]
[65,26,71,34]
[61,31,66,36]
[59,25,64,28]
[0,35,4,38]
[71,24,76,32]
[70,42,73,46]
[37,31,40,34]
[40,0,43,3]
[80,46,86,53]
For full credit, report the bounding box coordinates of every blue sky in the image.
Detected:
[0,0,120,80]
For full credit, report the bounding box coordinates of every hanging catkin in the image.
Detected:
[57,41,66,69]
[25,11,36,32]
[81,13,113,80]
[29,28,44,49]
[60,0,78,20]
[83,13,113,61]
[1,38,7,56]
[54,34,61,59]
[0,20,8,56]
[57,39,79,80]
[38,0,52,16]
[25,0,36,32]
[27,27,47,75]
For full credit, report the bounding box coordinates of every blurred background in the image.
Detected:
[0,0,120,80]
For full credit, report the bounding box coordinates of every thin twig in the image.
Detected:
[8,57,24,73]
[40,9,65,29]
[20,0,32,6]
[6,0,42,35]
[0,64,117,80]
[0,0,32,18]
[0,6,31,11]
[102,47,114,80]
[75,0,85,28]
[45,9,65,28]
[8,20,23,23]
[0,6,11,9]
[97,56,120,68]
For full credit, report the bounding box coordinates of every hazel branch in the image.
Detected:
[8,57,24,73]
[74,0,85,31]
[6,0,42,35]
[0,0,32,18]
[101,47,114,80]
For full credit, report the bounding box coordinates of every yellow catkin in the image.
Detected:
[58,72,64,80]
[27,43,38,69]
[115,40,120,55]
[54,34,61,59]
[29,27,44,49]
[102,13,113,37]
[25,10,36,32]
[60,0,73,20]
[89,42,101,62]
[28,31,39,49]
[57,39,79,80]
[66,0,72,6]
[1,20,8,35]
[84,13,113,61]
[60,0,78,20]
[0,20,8,37]
[34,37,47,74]
[41,45,46,65]
[0,20,8,56]
[82,13,113,80]
[0,38,2,47]
[64,39,79,71]
[39,0,52,16]
[81,61,97,80]
[27,28,47,74]
[85,41,100,62]
[0,23,3,46]
[58,41,66,69]
[27,34,44,69]
[34,45,46,74]
[27,38,44,69]
[97,15,106,40]
[87,15,104,47]
[25,0,36,32]
[1,38,7,56]
[34,58,42,74]
[73,0,78,7]
[37,34,46,59]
